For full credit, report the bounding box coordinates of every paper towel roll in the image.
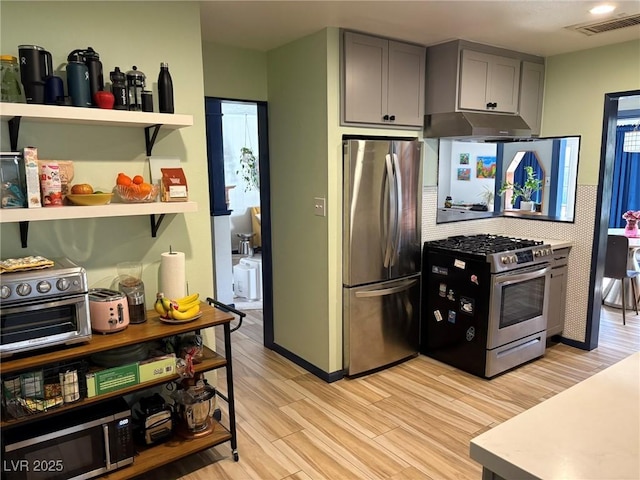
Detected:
[160,251,186,300]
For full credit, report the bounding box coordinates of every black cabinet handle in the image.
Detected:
[383,114,389,121]
[389,115,395,121]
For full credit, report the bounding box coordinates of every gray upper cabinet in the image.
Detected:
[519,61,545,136]
[425,40,544,120]
[459,50,520,113]
[342,31,425,128]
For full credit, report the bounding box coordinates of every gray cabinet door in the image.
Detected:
[344,31,388,124]
[459,50,520,113]
[388,41,426,126]
[519,61,545,136]
[343,32,425,127]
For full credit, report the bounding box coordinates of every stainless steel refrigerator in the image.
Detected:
[343,137,422,376]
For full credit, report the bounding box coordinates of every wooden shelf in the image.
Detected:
[0,201,197,223]
[1,303,232,375]
[0,102,193,129]
[0,346,225,429]
[102,424,232,480]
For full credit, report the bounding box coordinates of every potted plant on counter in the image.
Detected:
[498,166,542,211]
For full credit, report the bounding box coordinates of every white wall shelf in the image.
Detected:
[0,102,193,155]
[0,102,193,129]
[0,102,197,247]
[0,202,198,248]
[0,201,198,223]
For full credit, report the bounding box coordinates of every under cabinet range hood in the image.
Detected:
[424,112,532,140]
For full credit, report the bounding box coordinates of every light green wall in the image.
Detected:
[202,42,268,100]
[0,2,213,311]
[542,39,640,185]
[267,30,331,371]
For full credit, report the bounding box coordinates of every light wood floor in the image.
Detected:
[138,307,639,480]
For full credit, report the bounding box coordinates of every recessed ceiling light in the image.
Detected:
[589,4,616,15]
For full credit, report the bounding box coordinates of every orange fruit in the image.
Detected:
[138,183,152,196]
[117,173,132,186]
[133,175,144,185]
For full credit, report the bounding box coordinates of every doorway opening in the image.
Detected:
[205,97,274,347]
[587,90,640,348]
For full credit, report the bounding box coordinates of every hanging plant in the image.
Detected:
[237,146,259,192]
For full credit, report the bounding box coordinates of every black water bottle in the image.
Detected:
[110,67,128,110]
[158,62,174,113]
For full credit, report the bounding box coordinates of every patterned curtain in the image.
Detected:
[609,125,640,228]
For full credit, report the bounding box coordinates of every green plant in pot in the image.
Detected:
[498,166,542,211]
[237,147,259,192]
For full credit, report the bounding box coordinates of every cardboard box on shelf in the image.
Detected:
[23,147,41,208]
[86,363,139,398]
[138,354,176,383]
[160,167,188,202]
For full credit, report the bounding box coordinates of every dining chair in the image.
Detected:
[604,235,639,325]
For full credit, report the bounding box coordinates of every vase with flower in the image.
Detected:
[622,210,640,238]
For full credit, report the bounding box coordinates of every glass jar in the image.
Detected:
[0,55,23,103]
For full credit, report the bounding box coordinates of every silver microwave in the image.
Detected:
[2,398,134,480]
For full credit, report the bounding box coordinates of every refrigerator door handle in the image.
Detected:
[355,278,418,298]
[389,151,402,266]
[382,153,395,268]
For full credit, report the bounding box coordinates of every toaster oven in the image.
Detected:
[0,257,91,358]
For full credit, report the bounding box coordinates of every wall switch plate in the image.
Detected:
[314,197,326,217]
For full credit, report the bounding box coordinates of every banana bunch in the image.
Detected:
[154,292,201,320]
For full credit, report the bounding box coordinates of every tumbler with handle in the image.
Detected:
[18,45,52,104]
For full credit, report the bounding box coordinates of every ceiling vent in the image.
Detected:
[566,13,640,35]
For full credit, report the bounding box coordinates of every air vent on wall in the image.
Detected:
[566,13,640,36]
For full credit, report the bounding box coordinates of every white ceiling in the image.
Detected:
[199,0,640,57]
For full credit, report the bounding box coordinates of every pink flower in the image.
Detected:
[622,210,640,220]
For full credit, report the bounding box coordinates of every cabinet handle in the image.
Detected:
[486,102,492,109]
[383,114,390,121]
[389,115,395,121]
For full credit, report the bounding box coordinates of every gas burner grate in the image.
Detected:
[427,234,543,255]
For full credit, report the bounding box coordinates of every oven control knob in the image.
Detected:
[1,285,11,299]
[16,283,32,296]
[56,278,71,291]
[37,280,52,293]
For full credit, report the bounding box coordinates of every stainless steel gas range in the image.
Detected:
[420,234,553,378]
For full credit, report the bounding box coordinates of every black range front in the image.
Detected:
[420,234,551,378]
[420,246,492,378]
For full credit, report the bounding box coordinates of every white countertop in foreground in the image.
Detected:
[470,352,640,480]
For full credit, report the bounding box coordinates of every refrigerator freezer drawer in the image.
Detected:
[343,275,420,376]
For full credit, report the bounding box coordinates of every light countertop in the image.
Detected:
[470,352,640,480]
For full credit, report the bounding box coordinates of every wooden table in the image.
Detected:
[603,228,640,309]
[470,352,640,480]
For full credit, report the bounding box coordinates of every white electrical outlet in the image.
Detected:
[314,197,326,216]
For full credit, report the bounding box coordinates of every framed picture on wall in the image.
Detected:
[477,156,496,179]
[457,168,471,181]
[459,153,469,165]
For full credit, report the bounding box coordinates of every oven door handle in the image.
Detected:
[496,265,551,287]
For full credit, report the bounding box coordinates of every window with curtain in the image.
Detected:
[511,151,543,209]
[609,124,640,228]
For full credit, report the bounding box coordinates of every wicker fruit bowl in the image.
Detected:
[114,184,159,203]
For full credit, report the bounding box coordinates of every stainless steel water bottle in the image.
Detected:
[66,50,91,107]
[83,47,104,106]
[158,62,174,114]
